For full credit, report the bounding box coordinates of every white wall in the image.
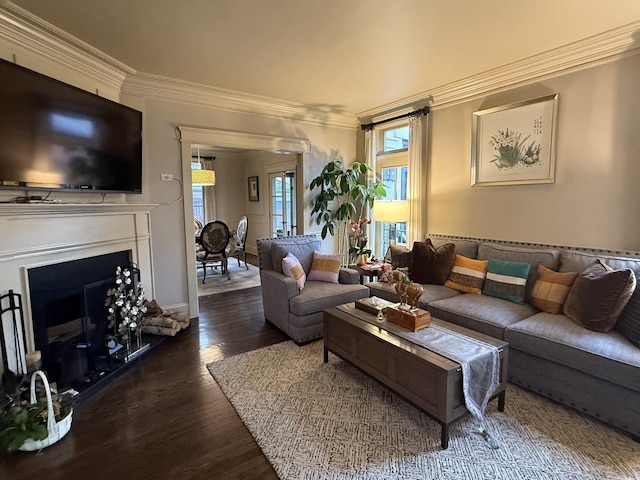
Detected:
[425,54,640,251]
[128,95,356,310]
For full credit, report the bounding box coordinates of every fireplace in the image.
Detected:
[27,251,135,391]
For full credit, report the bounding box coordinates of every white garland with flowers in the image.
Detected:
[105,265,147,346]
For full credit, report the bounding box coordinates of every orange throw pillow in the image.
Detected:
[530,264,578,314]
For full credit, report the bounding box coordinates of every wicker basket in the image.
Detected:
[19,370,73,452]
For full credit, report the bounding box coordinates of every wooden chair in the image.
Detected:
[232,216,249,269]
[196,221,231,283]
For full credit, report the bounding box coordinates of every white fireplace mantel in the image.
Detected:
[0,202,157,375]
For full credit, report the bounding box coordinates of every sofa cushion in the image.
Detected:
[483,258,531,304]
[616,281,640,348]
[477,243,561,302]
[505,312,640,393]
[444,255,488,294]
[530,264,578,314]
[289,281,369,317]
[282,252,306,290]
[429,236,480,259]
[563,259,636,333]
[368,281,461,309]
[410,239,456,285]
[428,294,538,340]
[270,237,321,275]
[386,244,412,269]
[560,250,640,277]
[307,252,342,283]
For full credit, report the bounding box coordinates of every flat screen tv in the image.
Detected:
[0,58,142,194]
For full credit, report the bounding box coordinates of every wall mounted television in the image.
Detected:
[0,58,142,194]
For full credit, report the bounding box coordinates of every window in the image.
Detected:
[192,162,205,224]
[382,126,409,153]
[374,122,409,258]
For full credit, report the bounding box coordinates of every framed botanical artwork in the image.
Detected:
[248,176,259,202]
[471,94,558,186]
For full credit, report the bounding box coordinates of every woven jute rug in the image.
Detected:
[208,340,640,479]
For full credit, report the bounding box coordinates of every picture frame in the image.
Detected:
[471,94,558,186]
[248,176,259,202]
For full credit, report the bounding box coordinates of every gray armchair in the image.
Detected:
[257,235,369,344]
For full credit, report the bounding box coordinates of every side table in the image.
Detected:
[348,264,382,284]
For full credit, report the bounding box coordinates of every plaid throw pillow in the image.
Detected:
[307,252,342,283]
[530,264,578,314]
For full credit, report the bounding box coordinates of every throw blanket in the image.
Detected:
[338,304,500,419]
[394,324,500,419]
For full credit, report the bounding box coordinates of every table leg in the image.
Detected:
[441,423,449,449]
[498,390,506,412]
[323,345,329,363]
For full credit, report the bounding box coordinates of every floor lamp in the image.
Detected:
[373,200,410,254]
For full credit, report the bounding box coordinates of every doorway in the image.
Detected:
[269,170,297,238]
[178,127,311,318]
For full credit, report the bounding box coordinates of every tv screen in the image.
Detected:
[0,58,142,194]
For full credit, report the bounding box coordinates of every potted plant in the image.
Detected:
[310,160,386,263]
[0,372,76,452]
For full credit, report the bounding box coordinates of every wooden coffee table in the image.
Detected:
[323,303,509,449]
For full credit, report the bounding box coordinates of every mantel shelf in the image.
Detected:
[0,202,158,217]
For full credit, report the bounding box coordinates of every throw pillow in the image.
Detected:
[410,239,456,285]
[563,259,636,333]
[282,252,306,290]
[307,252,342,283]
[386,244,412,269]
[444,255,488,294]
[530,264,579,314]
[270,237,321,275]
[483,258,531,304]
[616,277,640,348]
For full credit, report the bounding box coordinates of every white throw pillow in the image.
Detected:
[282,252,306,290]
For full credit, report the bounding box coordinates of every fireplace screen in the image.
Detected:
[27,250,133,390]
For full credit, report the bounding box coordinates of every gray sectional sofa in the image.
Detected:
[368,234,640,440]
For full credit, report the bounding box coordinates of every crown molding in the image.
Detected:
[3,1,639,128]
[0,1,358,130]
[0,1,132,90]
[358,20,640,117]
[121,72,358,130]
[179,127,311,154]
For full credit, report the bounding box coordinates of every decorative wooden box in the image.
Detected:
[386,306,431,331]
[355,296,397,316]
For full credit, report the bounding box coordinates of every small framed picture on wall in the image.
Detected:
[248,176,259,202]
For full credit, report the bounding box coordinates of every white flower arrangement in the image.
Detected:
[105,265,147,340]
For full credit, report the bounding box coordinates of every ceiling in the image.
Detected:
[11,0,640,115]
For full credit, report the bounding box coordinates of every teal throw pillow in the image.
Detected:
[483,258,531,304]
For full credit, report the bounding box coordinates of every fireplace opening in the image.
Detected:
[27,250,146,392]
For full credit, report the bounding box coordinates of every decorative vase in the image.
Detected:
[356,254,368,266]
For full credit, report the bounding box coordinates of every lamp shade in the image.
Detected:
[373,200,409,223]
[192,169,216,186]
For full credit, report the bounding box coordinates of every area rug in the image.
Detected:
[207,340,640,480]
[197,262,260,296]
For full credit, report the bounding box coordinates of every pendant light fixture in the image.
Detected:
[192,148,216,186]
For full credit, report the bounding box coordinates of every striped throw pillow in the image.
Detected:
[307,252,342,283]
[444,255,488,294]
[483,258,531,304]
[530,264,578,314]
[282,252,306,290]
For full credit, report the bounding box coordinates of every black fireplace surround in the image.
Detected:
[28,251,134,392]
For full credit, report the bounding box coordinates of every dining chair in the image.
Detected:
[232,216,249,269]
[197,220,231,283]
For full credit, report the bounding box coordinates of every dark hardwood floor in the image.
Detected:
[1,277,290,480]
